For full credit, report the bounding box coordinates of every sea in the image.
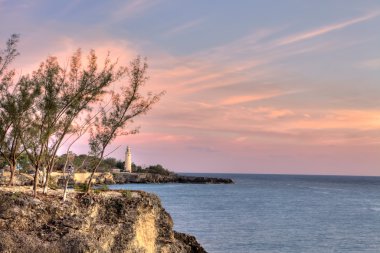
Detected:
[109,173,380,253]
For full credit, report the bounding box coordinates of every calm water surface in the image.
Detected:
[109,174,380,253]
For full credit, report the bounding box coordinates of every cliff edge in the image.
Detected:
[0,187,206,253]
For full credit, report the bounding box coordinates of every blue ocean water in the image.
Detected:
[109,174,380,253]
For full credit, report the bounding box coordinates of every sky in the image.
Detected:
[1,0,380,175]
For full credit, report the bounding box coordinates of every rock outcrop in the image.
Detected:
[112,173,234,184]
[0,187,206,253]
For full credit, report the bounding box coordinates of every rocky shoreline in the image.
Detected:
[111,172,234,184]
[0,172,233,187]
[0,173,230,252]
[0,187,207,253]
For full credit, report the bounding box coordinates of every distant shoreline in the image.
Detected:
[178,172,380,178]
[110,172,234,184]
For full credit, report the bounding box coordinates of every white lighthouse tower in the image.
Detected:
[125,146,132,173]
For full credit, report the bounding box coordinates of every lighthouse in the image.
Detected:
[124,146,132,173]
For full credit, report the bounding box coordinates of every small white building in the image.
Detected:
[111,168,121,173]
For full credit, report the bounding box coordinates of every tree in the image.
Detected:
[86,57,164,192]
[60,114,96,201]
[0,34,33,185]
[0,34,19,78]
[0,76,38,185]
[0,35,163,197]
[20,49,129,197]
[116,160,124,170]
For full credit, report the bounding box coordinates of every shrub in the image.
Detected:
[98,185,109,191]
[48,176,59,190]
[93,185,109,194]
[121,190,132,199]
[74,183,89,192]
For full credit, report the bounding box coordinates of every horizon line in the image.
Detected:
[176,172,380,178]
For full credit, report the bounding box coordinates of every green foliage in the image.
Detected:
[85,57,164,192]
[17,153,30,170]
[98,185,109,191]
[54,153,124,172]
[121,190,132,199]
[133,164,172,176]
[74,183,89,192]
[48,176,59,190]
[131,162,141,172]
[10,191,22,200]
[0,34,19,77]
[116,160,124,170]
[88,57,164,158]
[103,157,117,169]
[93,184,110,194]
[16,48,133,196]
[0,34,28,186]
[0,159,6,168]
[0,36,163,198]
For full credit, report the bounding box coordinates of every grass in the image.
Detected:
[93,185,109,194]
[48,177,59,190]
[120,190,132,199]
[74,183,89,192]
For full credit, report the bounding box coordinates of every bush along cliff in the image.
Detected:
[0,187,207,253]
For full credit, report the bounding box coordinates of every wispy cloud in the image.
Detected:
[112,0,160,20]
[220,91,291,106]
[284,109,380,132]
[163,18,204,36]
[251,107,295,119]
[359,58,380,70]
[276,11,380,46]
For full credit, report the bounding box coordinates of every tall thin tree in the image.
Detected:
[86,57,164,192]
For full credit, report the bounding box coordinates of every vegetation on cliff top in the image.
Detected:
[3,152,173,176]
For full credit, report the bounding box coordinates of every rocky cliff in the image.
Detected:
[0,187,206,253]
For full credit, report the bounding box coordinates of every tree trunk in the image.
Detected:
[42,168,50,194]
[86,155,103,193]
[42,167,47,185]
[42,178,48,194]
[63,177,69,201]
[86,170,95,193]
[33,167,39,198]
[7,164,15,186]
[43,158,57,194]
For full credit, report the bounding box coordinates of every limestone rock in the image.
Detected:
[0,188,207,253]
